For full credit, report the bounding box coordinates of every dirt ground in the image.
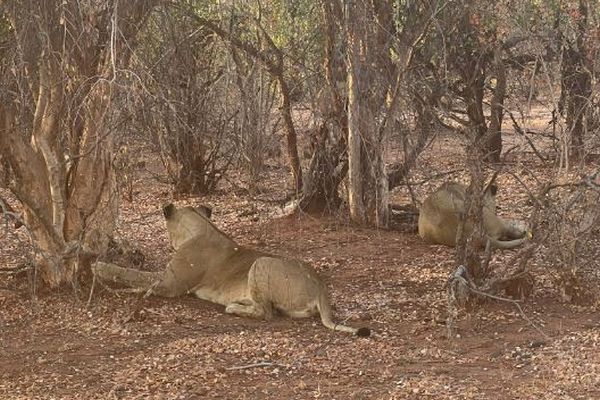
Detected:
[1,121,599,399]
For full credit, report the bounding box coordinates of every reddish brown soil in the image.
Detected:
[1,125,599,399]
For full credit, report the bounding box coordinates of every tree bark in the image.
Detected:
[298,122,346,213]
[560,0,592,160]
[451,4,506,164]
[278,74,304,192]
[297,0,347,213]
[455,139,487,284]
[346,0,390,228]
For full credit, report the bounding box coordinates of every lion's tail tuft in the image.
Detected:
[355,327,371,337]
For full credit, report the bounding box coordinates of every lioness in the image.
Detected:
[418,182,528,249]
[93,204,370,337]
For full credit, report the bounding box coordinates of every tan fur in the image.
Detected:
[93,204,369,336]
[418,182,528,249]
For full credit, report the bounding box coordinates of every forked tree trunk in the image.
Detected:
[0,0,156,287]
[462,52,507,164]
[1,77,116,286]
[453,7,507,164]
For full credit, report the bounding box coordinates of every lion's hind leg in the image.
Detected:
[223,259,278,321]
[225,300,273,320]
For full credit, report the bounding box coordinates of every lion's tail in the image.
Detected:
[317,292,371,337]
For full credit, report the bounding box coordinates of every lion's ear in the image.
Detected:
[163,203,176,219]
[195,205,212,219]
[486,183,498,197]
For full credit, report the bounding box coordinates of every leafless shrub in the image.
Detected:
[533,173,600,303]
[131,6,285,195]
[229,47,281,192]
[133,8,238,195]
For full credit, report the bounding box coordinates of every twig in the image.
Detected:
[225,361,284,371]
[470,282,549,339]
[504,168,545,208]
[123,280,161,323]
[506,110,548,162]
[143,280,160,298]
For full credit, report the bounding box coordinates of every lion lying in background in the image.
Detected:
[418,182,529,249]
[93,204,370,337]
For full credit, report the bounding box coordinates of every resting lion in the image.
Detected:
[93,204,370,337]
[418,182,528,249]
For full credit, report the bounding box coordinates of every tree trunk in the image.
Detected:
[346,0,390,228]
[560,0,592,160]
[464,65,488,140]
[169,119,208,196]
[455,139,487,284]
[298,122,346,213]
[278,75,304,193]
[298,0,347,213]
[452,5,506,164]
[486,46,506,164]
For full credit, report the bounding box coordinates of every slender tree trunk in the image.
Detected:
[298,0,347,213]
[346,0,390,228]
[346,65,365,224]
[486,46,506,164]
[560,0,592,160]
[278,75,303,192]
[464,66,487,138]
[455,130,489,284]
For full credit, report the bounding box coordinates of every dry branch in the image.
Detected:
[225,361,285,371]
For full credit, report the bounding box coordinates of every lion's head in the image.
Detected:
[162,204,223,249]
